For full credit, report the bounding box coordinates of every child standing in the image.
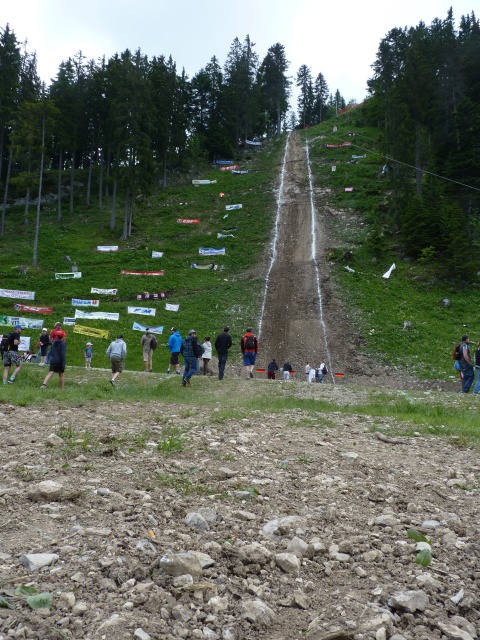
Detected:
[84,342,93,369]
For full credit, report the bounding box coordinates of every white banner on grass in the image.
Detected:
[75,310,119,321]
[199,247,225,255]
[165,303,179,312]
[151,251,164,258]
[18,337,31,352]
[55,272,82,280]
[192,179,217,185]
[382,263,396,279]
[132,322,163,334]
[0,288,35,300]
[127,306,156,316]
[72,299,99,307]
[97,246,118,252]
[246,140,262,146]
[63,317,76,326]
[225,204,242,210]
[0,316,43,329]
[91,288,118,295]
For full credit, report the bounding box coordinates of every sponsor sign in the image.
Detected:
[72,299,100,307]
[219,165,238,171]
[225,204,242,210]
[192,180,217,185]
[121,270,164,276]
[199,247,225,256]
[176,218,200,224]
[215,160,234,165]
[73,324,110,339]
[13,304,52,315]
[18,337,31,352]
[97,246,118,252]
[55,272,82,280]
[0,316,43,329]
[136,292,166,301]
[191,263,218,270]
[165,303,179,312]
[132,322,163,334]
[63,317,76,326]
[151,251,164,258]
[91,288,118,295]
[127,306,156,316]
[345,187,353,192]
[0,288,35,300]
[74,310,119,321]
[231,170,249,174]
[217,233,234,238]
[246,140,262,146]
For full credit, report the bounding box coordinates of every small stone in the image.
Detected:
[172,603,193,623]
[188,550,215,569]
[46,433,65,447]
[293,590,309,609]
[28,480,64,502]
[233,510,257,521]
[241,599,277,626]
[239,542,272,565]
[96,613,123,633]
[85,527,112,536]
[172,574,194,587]
[72,602,88,616]
[388,590,428,612]
[374,514,399,527]
[217,467,236,478]
[275,552,300,576]
[286,536,309,559]
[437,622,475,640]
[340,452,358,460]
[19,553,59,571]
[261,516,306,539]
[208,596,229,613]
[134,629,151,640]
[355,566,367,578]
[198,507,218,524]
[59,591,76,608]
[186,512,209,531]
[421,519,441,530]
[159,550,203,579]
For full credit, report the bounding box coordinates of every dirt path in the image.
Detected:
[259,131,456,392]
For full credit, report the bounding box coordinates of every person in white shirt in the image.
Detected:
[202,336,212,375]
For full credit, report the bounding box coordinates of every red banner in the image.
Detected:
[121,271,164,276]
[177,218,200,224]
[219,165,239,171]
[13,304,52,314]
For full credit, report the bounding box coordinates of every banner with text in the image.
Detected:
[127,306,156,316]
[55,272,82,280]
[199,247,225,256]
[72,299,99,307]
[177,218,200,224]
[225,204,242,210]
[0,315,43,329]
[75,310,119,321]
[91,288,118,295]
[13,304,52,314]
[132,322,163,334]
[97,246,118,252]
[0,288,35,300]
[73,324,110,339]
[136,292,166,300]
[121,270,164,276]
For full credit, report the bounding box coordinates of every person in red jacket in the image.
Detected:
[240,328,258,378]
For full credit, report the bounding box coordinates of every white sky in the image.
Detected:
[2,0,476,109]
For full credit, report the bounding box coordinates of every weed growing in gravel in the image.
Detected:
[157,426,187,456]
[155,471,214,495]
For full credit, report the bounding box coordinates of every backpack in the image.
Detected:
[322,365,328,375]
[150,336,158,351]
[194,341,205,357]
[244,334,255,350]
[0,334,10,355]
[475,347,480,367]
[453,343,463,361]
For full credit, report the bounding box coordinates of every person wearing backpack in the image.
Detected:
[241,328,258,378]
[180,330,204,387]
[458,334,474,394]
[141,328,156,372]
[214,327,232,380]
[2,325,23,385]
[316,360,328,383]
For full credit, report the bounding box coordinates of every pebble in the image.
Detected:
[19,553,59,571]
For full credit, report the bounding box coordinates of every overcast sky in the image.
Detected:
[2,0,476,110]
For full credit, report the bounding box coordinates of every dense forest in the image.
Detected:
[0,9,479,277]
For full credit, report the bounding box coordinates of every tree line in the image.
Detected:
[364,8,480,278]
[0,26,344,255]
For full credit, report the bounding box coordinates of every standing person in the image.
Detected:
[84,342,93,369]
[49,322,63,342]
[267,358,278,380]
[141,327,155,372]
[283,361,293,381]
[305,362,311,381]
[180,330,204,387]
[38,328,49,366]
[316,360,327,383]
[214,327,232,380]
[241,328,258,378]
[166,327,182,375]
[459,334,474,393]
[202,336,212,375]
[106,334,127,386]
[308,364,316,383]
[2,324,23,385]
[41,331,66,389]
[473,341,480,394]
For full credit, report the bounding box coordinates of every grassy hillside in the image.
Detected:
[304,113,479,384]
[0,140,284,371]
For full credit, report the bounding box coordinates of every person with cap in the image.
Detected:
[49,322,64,342]
[241,327,258,378]
[214,327,232,380]
[141,327,156,372]
[41,330,67,389]
[166,327,182,375]
[106,334,127,386]
[180,330,204,387]
[38,328,50,366]
[2,324,23,385]
[84,341,93,369]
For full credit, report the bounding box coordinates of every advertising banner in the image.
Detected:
[74,310,119,321]
[91,288,118,295]
[121,270,164,276]
[127,307,156,316]
[192,180,217,185]
[136,292,166,300]
[132,322,163,334]
[97,246,118,252]
[55,273,81,280]
[72,299,100,307]
[73,324,110,339]
[225,204,242,210]
[13,304,52,314]
[198,247,225,256]
[151,251,164,258]
[165,303,179,312]
[177,218,200,224]
[0,288,35,300]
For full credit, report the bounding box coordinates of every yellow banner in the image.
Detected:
[73,324,109,339]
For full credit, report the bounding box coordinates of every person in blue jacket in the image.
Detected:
[166,327,183,375]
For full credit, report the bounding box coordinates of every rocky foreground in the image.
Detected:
[0,393,478,640]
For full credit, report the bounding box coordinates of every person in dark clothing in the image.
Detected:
[283,361,293,381]
[267,359,278,380]
[459,334,474,393]
[2,324,23,384]
[38,328,50,366]
[214,327,232,380]
[180,330,204,387]
[41,331,67,389]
